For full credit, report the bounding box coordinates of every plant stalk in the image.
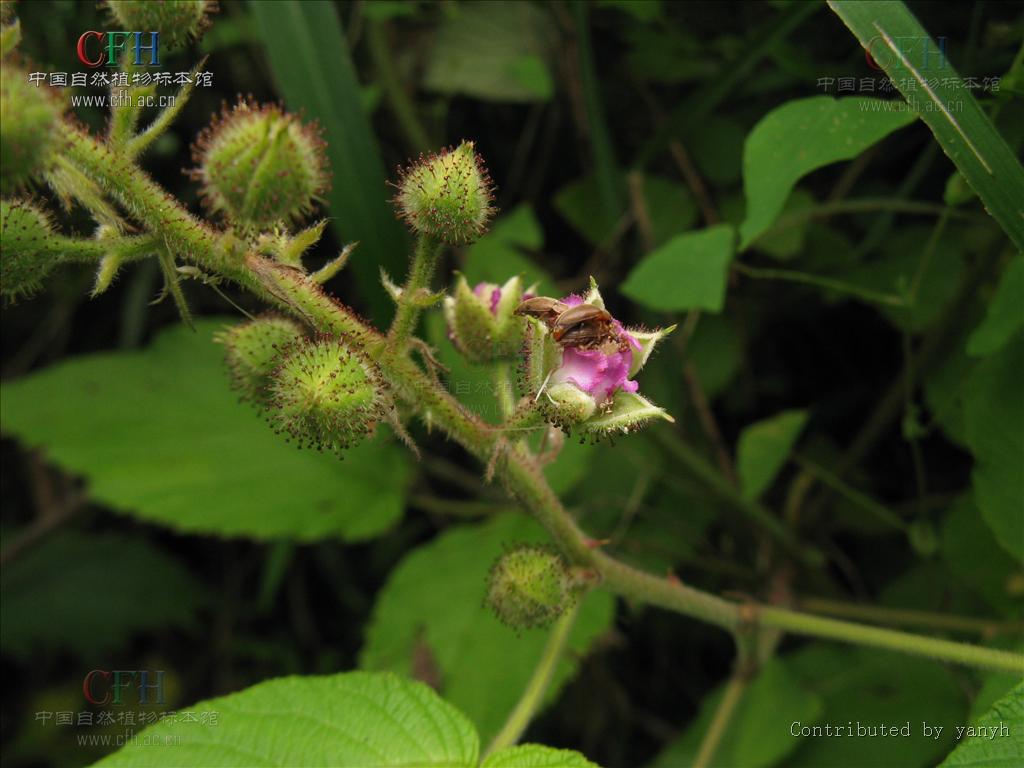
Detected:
[58,119,1024,677]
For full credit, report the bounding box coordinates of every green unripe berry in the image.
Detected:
[216,315,305,403]
[192,101,329,232]
[268,337,385,455]
[486,545,575,630]
[0,198,61,300]
[1,65,61,193]
[106,1,215,50]
[394,141,495,244]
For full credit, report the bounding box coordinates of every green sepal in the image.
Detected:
[579,391,674,437]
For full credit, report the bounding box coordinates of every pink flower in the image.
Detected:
[550,302,641,403]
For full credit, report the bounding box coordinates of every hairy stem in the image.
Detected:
[796,597,1024,637]
[388,233,444,346]
[57,119,1024,676]
[484,602,580,757]
[759,606,1022,672]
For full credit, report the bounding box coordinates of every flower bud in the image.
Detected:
[192,101,328,232]
[216,315,305,403]
[394,141,494,244]
[0,198,60,299]
[443,274,524,363]
[268,336,386,454]
[486,545,575,630]
[1,65,61,193]
[106,1,216,50]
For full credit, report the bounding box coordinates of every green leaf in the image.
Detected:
[462,205,555,296]
[750,188,817,260]
[553,175,623,247]
[941,496,1023,616]
[248,1,408,323]
[967,256,1024,357]
[737,409,808,500]
[424,2,555,102]
[828,1,1024,251]
[596,0,661,23]
[1,532,206,659]
[483,744,599,768]
[939,682,1024,767]
[963,336,1024,563]
[0,321,411,541]
[620,224,735,312]
[786,648,966,768]
[686,313,741,398]
[360,514,615,744]
[650,659,823,768]
[94,672,480,767]
[739,96,916,248]
[836,225,964,333]
[636,175,698,248]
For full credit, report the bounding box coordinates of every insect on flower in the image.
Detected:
[515,296,629,353]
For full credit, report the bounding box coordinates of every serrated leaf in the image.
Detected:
[939,682,1023,767]
[967,256,1024,357]
[94,672,480,767]
[483,744,599,768]
[739,96,916,248]
[963,336,1024,563]
[651,659,823,768]
[620,224,735,312]
[737,409,808,500]
[1,532,206,659]
[360,515,615,744]
[0,321,411,541]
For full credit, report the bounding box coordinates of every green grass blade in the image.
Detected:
[248,0,409,322]
[829,0,1024,250]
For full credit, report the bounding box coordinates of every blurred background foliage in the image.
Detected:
[1,1,1022,766]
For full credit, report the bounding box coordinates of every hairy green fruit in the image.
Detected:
[268,337,386,454]
[192,101,328,232]
[216,316,305,403]
[106,0,216,50]
[0,65,60,193]
[486,545,575,630]
[394,141,494,244]
[0,198,61,299]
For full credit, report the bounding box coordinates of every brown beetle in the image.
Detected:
[514,296,569,326]
[516,296,626,352]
